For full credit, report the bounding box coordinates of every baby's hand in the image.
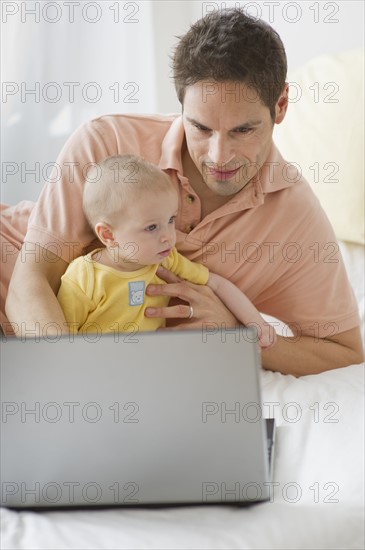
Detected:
[257,323,277,351]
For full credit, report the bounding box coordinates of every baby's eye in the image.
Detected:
[145,224,157,232]
[168,216,176,224]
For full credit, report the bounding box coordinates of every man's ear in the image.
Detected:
[95,222,116,247]
[274,83,289,125]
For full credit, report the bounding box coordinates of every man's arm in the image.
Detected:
[145,266,364,375]
[261,326,364,376]
[5,244,69,337]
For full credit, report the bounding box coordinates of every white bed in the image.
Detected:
[1,238,364,550]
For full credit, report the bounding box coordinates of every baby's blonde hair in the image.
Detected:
[83,154,173,229]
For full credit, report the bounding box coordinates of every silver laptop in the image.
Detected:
[0,328,275,508]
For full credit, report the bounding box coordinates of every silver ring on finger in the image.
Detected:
[188,305,194,319]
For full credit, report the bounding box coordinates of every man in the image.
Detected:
[3,9,363,375]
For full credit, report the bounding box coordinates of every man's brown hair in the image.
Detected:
[172,8,287,120]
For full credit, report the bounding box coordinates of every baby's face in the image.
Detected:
[110,187,178,269]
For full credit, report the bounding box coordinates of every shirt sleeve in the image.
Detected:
[162,247,209,284]
[24,118,115,263]
[252,189,360,339]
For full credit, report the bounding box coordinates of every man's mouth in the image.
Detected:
[206,166,241,181]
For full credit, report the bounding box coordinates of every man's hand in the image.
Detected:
[144,266,238,329]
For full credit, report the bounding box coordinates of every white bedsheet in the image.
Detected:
[1,241,364,550]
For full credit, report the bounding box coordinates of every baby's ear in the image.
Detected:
[95,222,116,247]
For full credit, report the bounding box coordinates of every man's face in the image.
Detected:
[182,80,283,197]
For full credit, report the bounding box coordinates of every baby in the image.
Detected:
[57,155,275,348]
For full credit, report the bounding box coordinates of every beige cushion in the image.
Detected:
[274,48,364,244]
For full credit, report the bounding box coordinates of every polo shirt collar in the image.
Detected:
[159,114,185,174]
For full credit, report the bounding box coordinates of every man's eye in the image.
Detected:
[145,224,157,232]
[235,127,252,134]
[193,123,210,132]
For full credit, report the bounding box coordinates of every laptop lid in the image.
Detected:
[1,328,272,508]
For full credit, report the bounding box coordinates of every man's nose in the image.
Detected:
[208,134,235,165]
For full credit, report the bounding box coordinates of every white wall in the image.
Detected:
[2,0,159,204]
[2,0,364,205]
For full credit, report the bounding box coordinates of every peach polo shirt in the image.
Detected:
[1,113,360,337]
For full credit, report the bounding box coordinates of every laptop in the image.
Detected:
[0,328,275,508]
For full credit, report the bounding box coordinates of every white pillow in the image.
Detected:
[274,48,364,244]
